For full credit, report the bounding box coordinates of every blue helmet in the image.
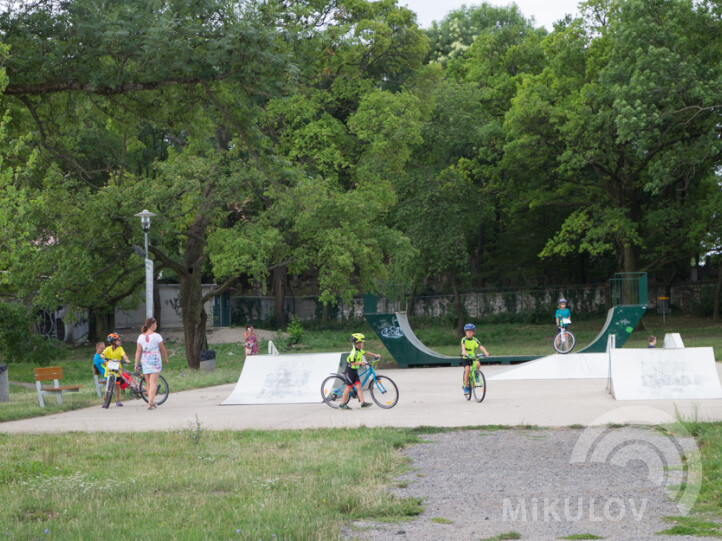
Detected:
[464,324,476,331]
[558,298,568,304]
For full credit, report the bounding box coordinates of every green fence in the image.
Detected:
[608,272,648,306]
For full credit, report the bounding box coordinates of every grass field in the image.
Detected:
[0,427,423,541]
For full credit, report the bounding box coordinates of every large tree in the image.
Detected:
[0,0,427,366]
[504,0,722,274]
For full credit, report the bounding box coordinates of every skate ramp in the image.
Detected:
[366,312,539,367]
[610,347,722,400]
[489,353,610,381]
[578,305,646,353]
[221,352,345,405]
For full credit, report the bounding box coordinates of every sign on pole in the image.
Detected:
[145,259,154,319]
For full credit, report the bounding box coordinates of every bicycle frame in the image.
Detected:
[105,362,142,397]
[331,362,384,399]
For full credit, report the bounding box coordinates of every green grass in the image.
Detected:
[657,418,722,537]
[431,517,453,524]
[559,535,604,540]
[0,427,423,540]
[482,532,522,540]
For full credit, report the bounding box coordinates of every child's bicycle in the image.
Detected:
[321,359,399,409]
[462,353,487,403]
[102,360,170,408]
[553,320,576,354]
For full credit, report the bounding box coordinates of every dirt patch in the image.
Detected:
[162,327,285,345]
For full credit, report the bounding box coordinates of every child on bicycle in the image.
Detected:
[461,323,489,394]
[339,333,381,410]
[101,332,131,407]
[555,298,571,331]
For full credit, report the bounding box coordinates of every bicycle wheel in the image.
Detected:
[553,330,576,354]
[321,375,347,409]
[102,374,116,408]
[472,369,486,403]
[464,373,471,401]
[370,376,399,409]
[140,375,169,405]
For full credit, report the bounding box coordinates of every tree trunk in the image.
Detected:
[273,265,286,331]
[179,217,210,370]
[714,261,722,322]
[153,281,162,332]
[407,286,415,316]
[451,274,465,338]
[90,308,113,342]
[180,272,208,370]
[622,242,639,273]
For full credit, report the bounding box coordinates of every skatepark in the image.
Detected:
[3,344,722,434]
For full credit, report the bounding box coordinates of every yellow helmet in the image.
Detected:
[351,333,366,344]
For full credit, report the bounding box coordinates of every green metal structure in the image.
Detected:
[365,312,540,367]
[364,273,648,367]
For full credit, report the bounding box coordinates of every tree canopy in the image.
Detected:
[1,0,720,360]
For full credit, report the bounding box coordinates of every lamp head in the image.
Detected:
[134,209,157,232]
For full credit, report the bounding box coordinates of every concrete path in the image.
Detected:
[3,365,722,434]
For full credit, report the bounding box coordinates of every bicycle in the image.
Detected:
[102,360,169,408]
[553,320,576,354]
[321,359,399,409]
[461,353,486,403]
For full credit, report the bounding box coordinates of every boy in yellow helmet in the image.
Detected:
[339,333,381,410]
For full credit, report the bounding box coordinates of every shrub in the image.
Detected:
[0,302,62,364]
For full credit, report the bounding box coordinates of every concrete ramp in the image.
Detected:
[489,353,609,381]
[221,352,345,405]
[663,333,685,348]
[610,347,722,400]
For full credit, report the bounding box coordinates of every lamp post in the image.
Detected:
[134,210,156,320]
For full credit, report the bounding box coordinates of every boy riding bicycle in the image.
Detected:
[339,333,381,410]
[461,324,489,394]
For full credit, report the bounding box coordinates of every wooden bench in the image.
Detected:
[34,367,83,407]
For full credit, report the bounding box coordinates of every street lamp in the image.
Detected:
[134,210,157,319]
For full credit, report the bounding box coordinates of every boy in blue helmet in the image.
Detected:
[460,324,489,394]
[555,298,571,331]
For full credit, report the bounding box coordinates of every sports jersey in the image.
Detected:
[461,336,482,358]
[102,345,126,361]
[347,347,366,369]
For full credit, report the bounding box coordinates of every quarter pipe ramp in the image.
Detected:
[221,352,345,405]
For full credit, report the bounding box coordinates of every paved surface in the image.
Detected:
[344,429,702,541]
[3,365,722,433]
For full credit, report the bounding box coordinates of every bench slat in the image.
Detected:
[40,385,83,392]
[34,367,64,381]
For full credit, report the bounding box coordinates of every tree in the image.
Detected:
[0,0,428,366]
[504,0,722,274]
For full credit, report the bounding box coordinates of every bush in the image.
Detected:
[0,302,62,364]
[286,315,304,345]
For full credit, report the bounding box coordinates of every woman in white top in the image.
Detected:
[134,317,169,410]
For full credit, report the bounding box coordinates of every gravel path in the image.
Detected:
[344,428,713,541]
